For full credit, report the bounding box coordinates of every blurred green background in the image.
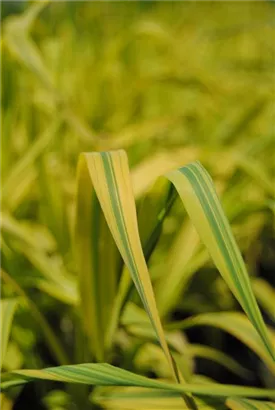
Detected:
[1,1,275,409]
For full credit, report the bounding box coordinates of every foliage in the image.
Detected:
[1,1,275,409]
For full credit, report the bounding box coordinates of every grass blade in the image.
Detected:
[252,278,275,321]
[78,153,178,376]
[155,221,201,317]
[75,156,121,362]
[188,345,253,380]
[2,121,61,211]
[93,386,226,409]
[0,298,17,370]
[1,270,69,365]
[1,213,78,305]
[3,1,53,88]
[5,363,275,398]
[77,151,196,408]
[166,161,275,362]
[226,398,275,410]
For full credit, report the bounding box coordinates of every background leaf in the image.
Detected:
[0,298,17,369]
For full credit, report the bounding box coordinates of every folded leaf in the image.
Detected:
[76,151,184,385]
[166,161,275,361]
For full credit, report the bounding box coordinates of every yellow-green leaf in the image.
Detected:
[0,299,17,370]
[166,161,274,362]
[7,363,275,398]
[77,152,178,377]
[3,1,53,89]
[226,397,275,410]
[75,155,121,362]
[188,345,253,380]
[252,278,275,320]
[1,270,69,365]
[93,386,226,409]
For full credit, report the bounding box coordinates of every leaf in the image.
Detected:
[6,363,275,398]
[2,121,61,211]
[0,299,17,369]
[0,377,27,392]
[92,386,226,409]
[237,155,275,198]
[226,397,275,410]
[76,152,182,382]
[76,151,197,408]
[36,156,71,256]
[166,312,275,375]
[252,278,275,320]
[105,175,178,352]
[123,309,252,380]
[75,156,121,362]
[0,392,13,410]
[1,213,78,305]
[166,161,275,362]
[131,148,199,199]
[155,220,202,317]
[77,151,274,373]
[134,338,194,382]
[188,345,253,380]
[3,1,53,89]
[37,279,78,306]
[1,270,69,365]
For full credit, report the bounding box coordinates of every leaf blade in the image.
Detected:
[0,298,17,369]
[6,363,275,399]
[166,161,275,362]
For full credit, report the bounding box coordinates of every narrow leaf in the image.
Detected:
[166,161,275,361]
[1,270,69,365]
[7,363,275,398]
[75,155,121,362]
[189,345,253,380]
[77,152,182,383]
[0,299,17,369]
[226,397,275,410]
[4,1,53,88]
[252,279,275,320]
[93,386,226,409]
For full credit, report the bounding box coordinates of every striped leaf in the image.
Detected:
[166,161,275,362]
[75,155,122,362]
[76,152,183,385]
[0,299,17,370]
[105,176,178,351]
[93,386,226,410]
[226,398,275,410]
[77,151,274,372]
[7,363,275,398]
